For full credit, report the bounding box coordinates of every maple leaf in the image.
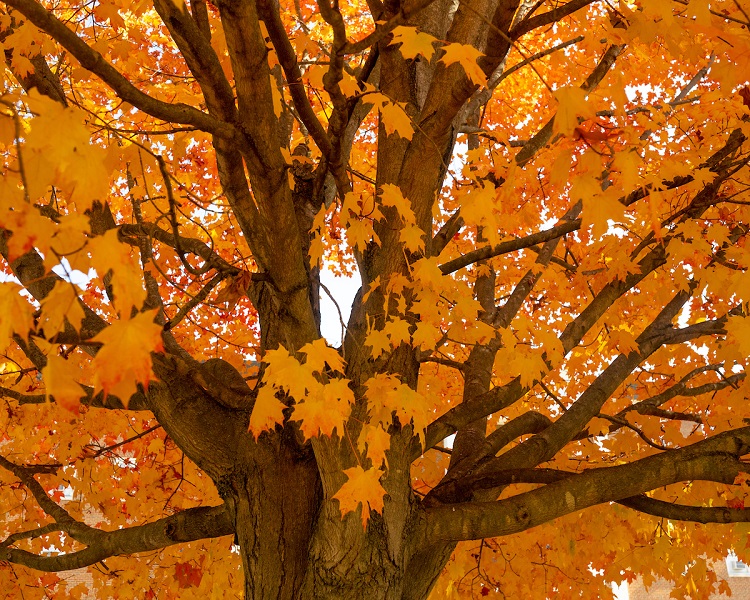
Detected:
[0,283,35,351]
[90,310,164,403]
[400,223,425,252]
[300,338,346,373]
[379,100,414,139]
[263,346,316,400]
[552,86,594,137]
[87,230,147,314]
[345,217,380,252]
[389,26,438,61]
[440,42,486,86]
[358,423,391,468]
[42,353,85,413]
[248,384,287,439]
[214,271,253,309]
[332,466,387,528]
[292,378,353,439]
[174,561,203,589]
[38,281,85,337]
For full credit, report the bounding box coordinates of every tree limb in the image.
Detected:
[0,504,233,572]
[425,428,750,542]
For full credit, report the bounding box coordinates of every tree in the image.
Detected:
[1,0,750,597]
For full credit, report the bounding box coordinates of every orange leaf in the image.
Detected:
[90,310,163,403]
[248,385,287,439]
[332,466,387,528]
[42,353,85,414]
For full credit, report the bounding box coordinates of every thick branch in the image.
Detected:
[425,427,750,542]
[618,495,750,524]
[0,505,233,572]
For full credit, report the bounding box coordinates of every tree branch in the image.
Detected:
[0,504,233,572]
[618,495,750,524]
[510,0,599,38]
[438,218,581,274]
[425,427,750,542]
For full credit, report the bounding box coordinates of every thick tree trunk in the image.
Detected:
[227,434,441,600]
[226,436,321,599]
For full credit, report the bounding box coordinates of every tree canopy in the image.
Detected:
[1,0,750,598]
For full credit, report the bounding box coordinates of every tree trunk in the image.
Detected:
[226,435,321,599]
[226,433,441,600]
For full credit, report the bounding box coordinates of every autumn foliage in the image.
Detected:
[2,0,750,598]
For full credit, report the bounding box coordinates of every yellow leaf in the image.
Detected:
[0,283,35,351]
[440,42,486,86]
[459,183,495,227]
[365,326,391,359]
[389,26,438,61]
[1,201,57,263]
[383,317,411,347]
[552,86,594,136]
[346,217,380,252]
[39,281,86,337]
[400,223,425,252]
[292,378,353,439]
[412,321,443,351]
[300,338,346,373]
[248,385,287,439]
[332,466,387,528]
[379,100,414,139]
[87,230,147,314]
[42,353,85,413]
[90,310,163,403]
[263,346,316,400]
[726,316,750,358]
[358,423,391,468]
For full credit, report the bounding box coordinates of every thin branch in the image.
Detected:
[510,0,599,38]
[84,424,162,459]
[0,454,99,544]
[439,219,581,275]
[619,495,750,524]
[515,44,625,166]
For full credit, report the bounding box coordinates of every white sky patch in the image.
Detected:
[319,265,361,347]
[52,257,94,289]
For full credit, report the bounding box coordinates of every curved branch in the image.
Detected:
[258,0,331,159]
[425,427,750,542]
[618,495,750,524]
[0,505,233,572]
[0,454,99,545]
[510,0,599,39]
[151,0,237,121]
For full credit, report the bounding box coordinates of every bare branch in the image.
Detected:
[439,218,581,274]
[618,495,750,524]
[510,0,599,38]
